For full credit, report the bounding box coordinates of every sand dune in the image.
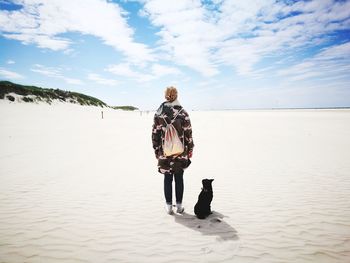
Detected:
[1,101,350,262]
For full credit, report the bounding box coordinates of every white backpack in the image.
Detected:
[162,108,184,157]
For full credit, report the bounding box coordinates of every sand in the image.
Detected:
[1,100,350,263]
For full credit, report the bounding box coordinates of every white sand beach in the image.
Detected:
[1,101,350,263]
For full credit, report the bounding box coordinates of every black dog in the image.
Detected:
[194,179,214,219]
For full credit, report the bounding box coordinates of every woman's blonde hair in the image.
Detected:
[165,86,178,102]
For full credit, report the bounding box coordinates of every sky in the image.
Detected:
[0,0,350,110]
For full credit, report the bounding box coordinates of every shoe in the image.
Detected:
[176,203,185,214]
[165,203,173,215]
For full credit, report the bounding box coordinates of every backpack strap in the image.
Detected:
[161,108,183,125]
[161,115,169,125]
[171,108,183,124]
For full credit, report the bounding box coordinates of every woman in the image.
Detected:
[152,86,194,214]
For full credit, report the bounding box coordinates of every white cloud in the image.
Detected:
[151,64,181,77]
[278,42,350,82]
[141,0,350,76]
[315,42,350,60]
[3,33,72,51]
[106,63,151,82]
[6,60,15,64]
[87,73,118,86]
[1,0,349,80]
[142,0,220,76]
[213,0,350,74]
[0,68,24,79]
[106,62,181,82]
[31,64,61,78]
[0,0,154,63]
[31,64,83,85]
[63,77,84,85]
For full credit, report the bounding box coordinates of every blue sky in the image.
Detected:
[0,0,350,110]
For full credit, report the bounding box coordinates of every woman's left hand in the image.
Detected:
[188,151,193,159]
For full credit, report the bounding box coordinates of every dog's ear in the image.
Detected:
[210,179,214,182]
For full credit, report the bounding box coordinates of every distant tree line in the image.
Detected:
[111,106,139,111]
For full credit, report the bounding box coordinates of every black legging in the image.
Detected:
[164,171,184,205]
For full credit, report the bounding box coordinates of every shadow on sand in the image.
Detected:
[174,211,238,241]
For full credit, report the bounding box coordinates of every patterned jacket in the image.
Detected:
[152,100,194,174]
